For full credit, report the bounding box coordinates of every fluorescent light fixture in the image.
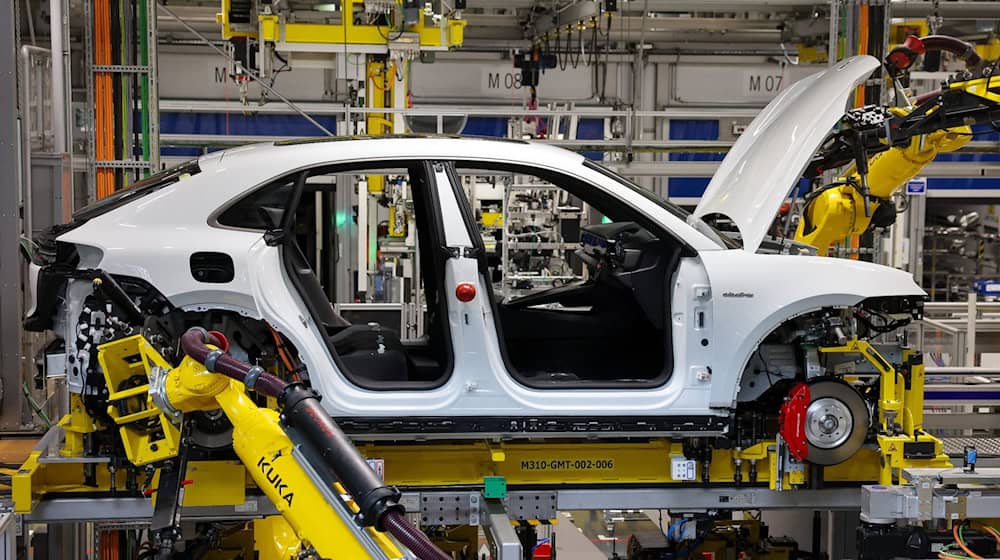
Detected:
[315,2,339,11]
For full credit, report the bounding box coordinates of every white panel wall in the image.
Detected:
[669,62,823,105]
[157,48,825,107]
[159,51,330,101]
[408,58,600,102]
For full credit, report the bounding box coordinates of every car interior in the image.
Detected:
[452,163,685,387]
[223,162,455,389]
[225,160,684,389]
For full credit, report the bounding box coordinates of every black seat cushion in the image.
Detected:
[330,323,414,383]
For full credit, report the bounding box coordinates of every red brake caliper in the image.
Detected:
[779,382,811,461]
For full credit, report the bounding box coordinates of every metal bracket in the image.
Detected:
[481,498,523,560]
[92,64,151,73]
[417,491,480,526]
[505,491,557,521]
[150,421,191,556]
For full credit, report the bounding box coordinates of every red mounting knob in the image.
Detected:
[455,282,477,302]
[207,330,230,352]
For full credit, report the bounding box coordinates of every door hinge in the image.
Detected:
[445,246,482,259]
[264,229,286,247]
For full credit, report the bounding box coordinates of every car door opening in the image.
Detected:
[450,162,684,388]
[218,160,455,390]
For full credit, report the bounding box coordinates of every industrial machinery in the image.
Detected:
[14,55,964,558]
[20,326,450,559]
[794,34,1000,255]
[21,57,940,460]
[627,516,800,560]
[859,465,1000,560]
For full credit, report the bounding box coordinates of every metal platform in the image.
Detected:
[18,486,862,525]
[21,495,279,523]
[942,437,1000,458]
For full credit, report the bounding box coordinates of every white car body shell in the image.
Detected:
[53,55,923,422]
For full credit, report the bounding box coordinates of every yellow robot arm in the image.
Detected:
[104,329,450,560]
[794,124,970,255]
[794,33,998,256]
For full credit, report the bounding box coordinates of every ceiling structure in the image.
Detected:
[22,0,1000,56]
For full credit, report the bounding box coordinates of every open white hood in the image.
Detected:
[693,55,881,252]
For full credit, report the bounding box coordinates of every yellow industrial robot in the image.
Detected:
[90,327,451,560]
[795,35,1000,255]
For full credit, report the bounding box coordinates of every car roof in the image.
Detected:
[198,135,587,180]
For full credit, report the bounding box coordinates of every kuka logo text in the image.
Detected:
[258,456,295,506]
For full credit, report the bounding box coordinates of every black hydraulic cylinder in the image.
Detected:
[277,382,403,530]
[180,327,449,560]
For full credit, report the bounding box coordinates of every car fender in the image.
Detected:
[698,250,924,408]
[57,216,263,317]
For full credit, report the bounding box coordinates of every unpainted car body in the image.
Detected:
[24,56,921,455]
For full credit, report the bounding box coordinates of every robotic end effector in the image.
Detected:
[795,34,999,255]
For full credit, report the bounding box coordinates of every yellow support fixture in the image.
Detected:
[99,335,182,465]
[900,349,925,436]
[259,14,279,42]
[217,0,258,40]
[817,340,951,484]
[819,339,900,431]
[796,44,828,64]
[876,433,951,485]
[481,211,503,228]
[145,461,248,507]
[14,438,131,512]
[58,393,95,457]
[278,5,465,49]
[226,0,467,48]
[357,440,787,487]
[367,60,391,192]
[950,76,1000,103]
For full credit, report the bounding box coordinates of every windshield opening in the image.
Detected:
[583,160,741,249]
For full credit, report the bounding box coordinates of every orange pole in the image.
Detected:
[849,3,870,259]
[95,0,105,197]
[854,3,869,106]
[94,0,115,199]
[102,0,113,198]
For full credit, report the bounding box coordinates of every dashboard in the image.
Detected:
[579,221,659,274]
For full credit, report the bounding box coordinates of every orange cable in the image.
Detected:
[269,326,297,375]
[847,3,869,258]
[971,522,1000,547]
[854,3,869,107]
[95,0,115,199]
[955,523,983,559]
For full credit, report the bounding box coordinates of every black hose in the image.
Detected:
[178,327,450,560]
[180,328,287,397]
[278,382,404,529]
[382,510,452,560]
[921,35,982,67]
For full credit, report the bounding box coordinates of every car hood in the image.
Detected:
[693,55,881,253]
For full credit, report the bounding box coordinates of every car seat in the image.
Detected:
[285,241,413,384]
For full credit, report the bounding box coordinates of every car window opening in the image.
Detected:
[452,162,684,389]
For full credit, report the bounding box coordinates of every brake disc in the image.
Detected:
[803,378,870,466]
